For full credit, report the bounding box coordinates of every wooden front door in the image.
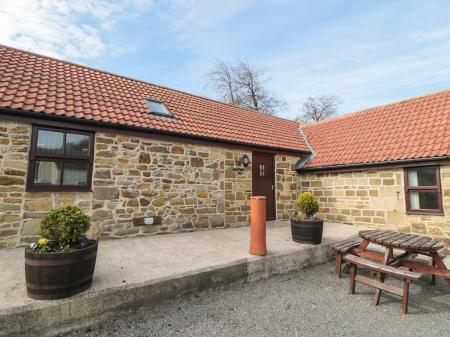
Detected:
[252,152,275,220]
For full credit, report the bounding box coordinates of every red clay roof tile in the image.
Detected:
[3,45,449,167]
[0,45,308,153]
[303,90,450,168]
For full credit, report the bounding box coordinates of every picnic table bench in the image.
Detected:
[344,254,422,314]
[357,230,450,286]
[333,239,361,278]
[332,229,449,314]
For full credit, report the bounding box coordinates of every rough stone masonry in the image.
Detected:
[300,167,450,248]
[0,120,300,248]
[0,119,448,249]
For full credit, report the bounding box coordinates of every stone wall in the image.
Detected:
[5,118,448,249]
[91,133,226,238]
[275,155,301,220]
[222,153,302,225]
[0,121,30,248]
[224,150,252,227]
[300,166,450,246]
[0,119,302,248]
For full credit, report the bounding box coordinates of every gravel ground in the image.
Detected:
[60,262,450,337]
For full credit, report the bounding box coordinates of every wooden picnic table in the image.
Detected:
[355,229,450,288]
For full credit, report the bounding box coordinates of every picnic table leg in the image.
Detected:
[336,253,343,278]
[358,239,369,251]
[402,279,410,315]
[431,259,436,286]
[349,264,357,295]
[340,240,370,277]
[431,253,450,287]
[373,248,393,306]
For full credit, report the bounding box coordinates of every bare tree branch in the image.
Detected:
[300,95,343,122]
[205,60,240,105]
[206,59,286,115]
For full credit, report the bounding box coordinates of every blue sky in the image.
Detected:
[2,0,450,119]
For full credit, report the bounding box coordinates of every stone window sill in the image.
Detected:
[26,187,93,193]
[405,210,445,216]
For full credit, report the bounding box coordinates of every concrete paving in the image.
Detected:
[0,222,363,336]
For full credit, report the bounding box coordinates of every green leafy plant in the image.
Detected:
[39,205,91,247]
[295,192,320,219]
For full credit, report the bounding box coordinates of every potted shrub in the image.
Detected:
[25,205,98,300]
[291,192,323,244]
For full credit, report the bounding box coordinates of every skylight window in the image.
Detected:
[144,98,172,117]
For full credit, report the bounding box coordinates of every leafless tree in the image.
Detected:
[300,95,343,122]
[233,61,286,115]
[206,60,240,105]
[206,59,286,115]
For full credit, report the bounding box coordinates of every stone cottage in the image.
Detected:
[299,94,450,244]
[0,45,308,248]
[0,45,449,248]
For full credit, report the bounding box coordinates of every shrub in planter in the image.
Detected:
[25,205,98,300]
[291,192,323,244]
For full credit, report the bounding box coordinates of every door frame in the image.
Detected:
[252,151,276,221]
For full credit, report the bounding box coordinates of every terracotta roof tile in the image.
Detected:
[303,90,450,168]
[0,45,308,153]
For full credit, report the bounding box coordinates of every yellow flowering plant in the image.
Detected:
[38,238,49,246]
[37,237,51,252]
[28,205,91,253]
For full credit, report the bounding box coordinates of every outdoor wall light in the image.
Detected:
[233,154,250,171]
[241,154,250,167]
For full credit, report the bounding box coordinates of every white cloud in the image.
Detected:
[267,22,450,118]
[160,0,255,51]
[0,0,153,60]
[152,1,450,119]
[3,0,449,120]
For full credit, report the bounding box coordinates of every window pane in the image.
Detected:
[144,99,172,116]
[409,191,439,210]
[63,162,89,186]
[34,161,62,185]
[66,133,90,157]
[36,130,64,155]
[259,164,265,177]
[408,167,437,187]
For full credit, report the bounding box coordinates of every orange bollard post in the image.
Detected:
[249,196,267,256]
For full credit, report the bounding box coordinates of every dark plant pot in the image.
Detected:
[25,240,98,300]
[290,219,323,244]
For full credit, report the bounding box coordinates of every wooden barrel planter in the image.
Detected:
[25,241,98,300]
[290,219,324,244]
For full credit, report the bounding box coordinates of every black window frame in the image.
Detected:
[404,166,444,215]
[144,98,173,118]
[27,125,94,192]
